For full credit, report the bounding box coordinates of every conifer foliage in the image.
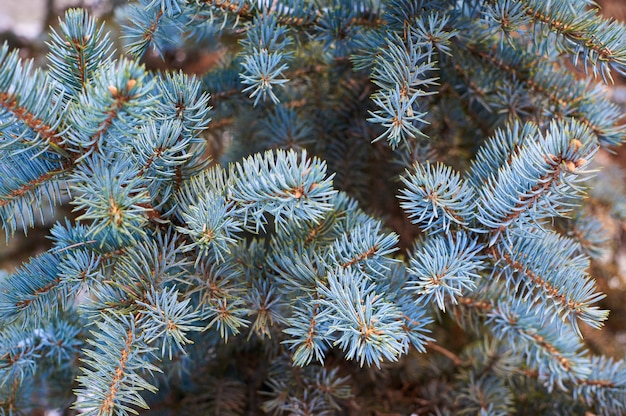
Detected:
[1,0,626,414]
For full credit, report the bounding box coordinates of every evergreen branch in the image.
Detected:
[145,0,183,16]
[0,164,68,208]
[461,337,523,380]
[487,300,591,391]
[517,0,626,79]
[90,89,129,143]
[203,297,250,341]
[208,89,240,104]
[240,50,290,105]
[174,164,233,220]
[468,121,538,189]
[177,190,243,263]
[1,3,626,413]
[318,268,407,368]
[310,367,352,410]
[367,85,429,147]
[66,59,156,159]
[0,44,75,236]
[458,296,494,312]
[459,41,625,146]
[121,2,166,58]
[261,364,352,415]
[271,247,328,296]
[395,290,433,352]
[199,0,251,18]
[0,92,63,149]
[74,313,160,415]
[208,117,234,129]
[0,317,82,390]
[245,279,287,339]
[408,232,485,311]
[567,210,612,260]
[326,221,399,278]
[0,146,70,236]
[71,156,151,246]
[283,300,329,366]
[0,326,41,388]
[480,0,530,48]
[475,119,597,242]
[454,373,515,415]
[230,149,337,231]
[381,0,442,34]
[0,44,66,151]
[0,251,63,326]
[137,286,202,359]
[112,229,189,289]
[399,161,475,234]
[574,356,626,416]
[50,219,120,256]
[72,235,196,414]
[199,0,382,30]
[462,42,571,108]
[366,31,438,147]
[0,378,20,414]
[47,9,114,95]
[491,234,608,336]
[131,118,209,210]
[456,292,594,391]
[155,71,212,134]
[57,247,102,299]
